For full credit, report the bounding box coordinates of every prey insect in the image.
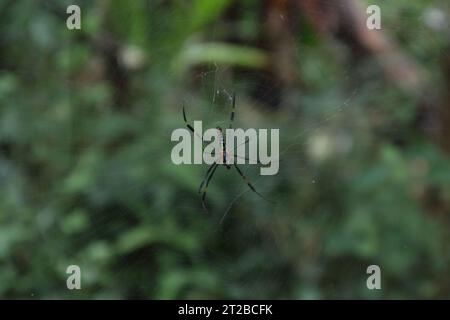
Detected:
[183,93,273,212]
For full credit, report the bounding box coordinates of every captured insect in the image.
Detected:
[182,93,274,212]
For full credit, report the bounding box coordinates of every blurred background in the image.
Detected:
[0,0,450,299]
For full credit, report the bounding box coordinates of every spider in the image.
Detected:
[182,93,273,212]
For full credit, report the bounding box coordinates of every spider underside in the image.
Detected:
[182,93,273,212]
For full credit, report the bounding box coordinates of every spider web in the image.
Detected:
[3,0,449,299]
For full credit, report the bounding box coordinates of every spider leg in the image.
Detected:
[231,137,281,164]
[233,163,274,203]
[200,163,219,213]
[229,92,236,129]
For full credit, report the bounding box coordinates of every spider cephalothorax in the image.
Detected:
[183,93,273,212]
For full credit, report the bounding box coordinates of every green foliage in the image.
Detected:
[0,0,449,299]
